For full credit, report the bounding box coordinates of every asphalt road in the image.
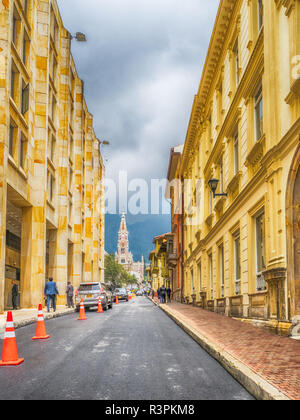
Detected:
[0,297,254,400]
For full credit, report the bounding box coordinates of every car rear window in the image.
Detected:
[116,288,126,293]
[79,284,101,292]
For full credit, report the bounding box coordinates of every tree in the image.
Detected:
[104,254,138,289]
[104,254,122,288]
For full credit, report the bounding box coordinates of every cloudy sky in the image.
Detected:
[57,0,219,218]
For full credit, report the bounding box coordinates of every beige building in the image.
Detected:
[170,0,300,335]
[0,0,105,312]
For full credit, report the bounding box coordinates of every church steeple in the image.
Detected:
[117,213,132,265]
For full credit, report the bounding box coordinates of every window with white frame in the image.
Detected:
[219,243,225,298]
[209,253,213,299]
[255,210,266,291]
[254,83,263,141]
[198,262,201,292]
[233,232,241,295]
[233,128,239,176]
[233,38,239,87]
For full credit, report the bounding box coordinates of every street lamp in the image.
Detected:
[208,178,228,199]
[70,32,87,42]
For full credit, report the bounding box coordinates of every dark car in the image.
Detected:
[75,282,113,311]
[113,288,129,302]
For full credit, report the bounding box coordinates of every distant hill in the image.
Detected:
[105,214,171,262]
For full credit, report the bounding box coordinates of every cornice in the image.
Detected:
[180,0,237,174]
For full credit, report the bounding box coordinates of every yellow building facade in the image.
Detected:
[174,0,300,335]
[149,234,172,295]
[0,0,105,312]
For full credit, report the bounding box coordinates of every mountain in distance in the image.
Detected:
[105,214,171,262]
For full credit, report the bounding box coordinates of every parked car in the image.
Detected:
[75,282,113,311]
[113,288,129,302]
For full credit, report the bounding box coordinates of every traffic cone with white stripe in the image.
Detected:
[97,297,103,313]
[32,304,50,340]
[0,311,24,366]
[78,298,87,320]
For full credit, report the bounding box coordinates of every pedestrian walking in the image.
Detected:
[160,285,166,304]
[167,286,172,303]
[66,281,74,308]
[44,277,59,312]
[11,281,18,310]
[151,289,155,299]
[156,287,160,302]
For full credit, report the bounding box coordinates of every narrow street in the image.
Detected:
[0,297,253,400]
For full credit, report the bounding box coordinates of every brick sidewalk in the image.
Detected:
[152,299,300,400]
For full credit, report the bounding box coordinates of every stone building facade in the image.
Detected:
[149,233,172,295]
[167,0,300,335]
[0,0,105,312]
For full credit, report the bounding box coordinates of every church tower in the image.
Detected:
[116,213,133,265]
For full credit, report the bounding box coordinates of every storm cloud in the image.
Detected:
[57,0,219,211]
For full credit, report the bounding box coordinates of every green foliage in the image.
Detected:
[104,254,138,288]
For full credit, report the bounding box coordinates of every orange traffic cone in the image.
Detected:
[0,311,24,366]
[78,298,87,320]
[97,297,103,313]
[115,295,119,305]
[32,304,50,340]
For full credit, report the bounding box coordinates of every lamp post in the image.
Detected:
[69,32,87,42]
[208,178,228,199]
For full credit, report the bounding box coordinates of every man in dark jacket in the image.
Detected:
[66,282,74,308]
[11,281,18,310]
[44,277,59,312]
[167,286,172,303]
[160,285,166,304]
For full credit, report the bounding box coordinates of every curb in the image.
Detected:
[1,308,75,333]
[148,298,290,401]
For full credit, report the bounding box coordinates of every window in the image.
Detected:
[254,84,263,141]
[20,133,27,169]
[10,62,18,104]
[209,253,213,299]
[22,31,29,66]
[12,9,20,47]
[258,0,263,31]
[219,243,225,298]
[21,80,29,115]
[233,129,239,175]
[233,38,239,87]
[219,157,224,193]
[48,172,55,202]
[23,0,29,17]
[255,211,266,291]
[198,262,202,292]
[121,248,125,254]
[234,232,241,295]
[48,132,55,162]
[209,188,213,214]
[9,121,16,158]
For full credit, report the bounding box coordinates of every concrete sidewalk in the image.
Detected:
[0,306,75,337]
[150,298,300,401]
